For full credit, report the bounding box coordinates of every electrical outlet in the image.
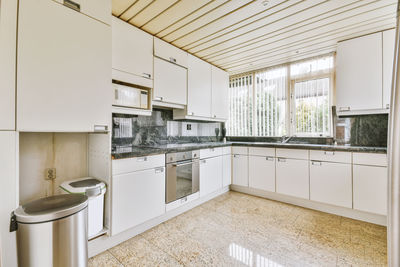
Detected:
[45,168,56,180]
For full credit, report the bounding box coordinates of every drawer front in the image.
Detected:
[248,147,275,157]
[353,152,387,166]
[232,146,248,155]
[200,147,223,159]
[276,148,309,160]
[310,150,351,163]
[222,146,232,155]
[112,154,165,175]
[154,37,188,68]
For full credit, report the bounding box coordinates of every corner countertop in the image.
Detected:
[111,141,387,160]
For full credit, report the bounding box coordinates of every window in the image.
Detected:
[227,54,334,137]
[227,75,253,136]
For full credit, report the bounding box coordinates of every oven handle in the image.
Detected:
[172,160,195,167]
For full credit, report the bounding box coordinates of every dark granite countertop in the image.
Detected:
[112,141,386,159]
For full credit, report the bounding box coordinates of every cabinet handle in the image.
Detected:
[266,156,274,161]
[201,160,206,164]
[233,154,240,158]
[324,151,335,156]
[339,107,350,112]
[114,89,119,100]
[386,104,390,109]
[312,161,322,166]
[277,158,286,162]
[169,57,177,63]
[142,73,151,79]
[63,0,80,11]
[210,148,215,152]
[155,167,164,173]
[94,125,108,132]
[213,115,217,118]
[154,96,163,101]
[137,157,147,162]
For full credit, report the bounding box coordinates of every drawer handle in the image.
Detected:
[266,156,274,161]
[210,148,215,152]
[324,151,335,156]
[169,57,177,63]
[277,158,286,162]
[339,106,350,112]
[233,154,240,158]
[94,125,108,132]
[312,161,322,166]
[142,73,151,79]
[64,0,80,11]
[155,167,164,173]
[137,157,147,162]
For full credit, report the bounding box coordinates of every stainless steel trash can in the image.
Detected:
[10,194,89,267]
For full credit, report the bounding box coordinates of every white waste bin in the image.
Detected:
[60,177,106,238]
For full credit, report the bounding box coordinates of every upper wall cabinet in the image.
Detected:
[383,29,396,110]
[336,32,383,115]
[211,66,229,120]
[112,17,153,88]
[0,0,17,130]
[17,0,111,132]
[153,37,187,108]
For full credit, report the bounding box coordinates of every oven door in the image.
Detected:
[166,158,199,203]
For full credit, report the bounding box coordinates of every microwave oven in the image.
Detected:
[112,83,149,109]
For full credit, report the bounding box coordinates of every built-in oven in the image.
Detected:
[165,150,199,204]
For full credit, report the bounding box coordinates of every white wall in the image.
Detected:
[19,133,88,204]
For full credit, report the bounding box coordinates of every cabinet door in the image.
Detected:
[232,154,248,187]
[249,155,275,192]
[0,0,17,130]
[187,54,212,117]
[200,156,223,197]
[310,161,352,208]
[17,0,111,132]
[276,158,309,199]
[154,57,187,105]
[154,37,188,68]
[222,154,232,187]
[112,17,153,87]
[336,32,383,112]
[211,66,229,120]
[112,167,165,235]
[353,165,387,215]
[383,29,396,110]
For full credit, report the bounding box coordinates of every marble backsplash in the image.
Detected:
[112,109,223,148]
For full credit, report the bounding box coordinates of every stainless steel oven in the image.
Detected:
[166,150,199,204]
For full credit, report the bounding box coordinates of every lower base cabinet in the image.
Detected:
[112,167,165,235]
[310,161,352,208]
[249,155,275,192]
[200,156,223,197]
[353,165,388,215]
[276,158,309,199]
[222,154,232,187]
[232,154,248,187]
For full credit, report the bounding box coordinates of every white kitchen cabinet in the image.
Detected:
[211,66,229,120]
[0,0,17,130]
[17,0,111,132]
[54,0,111,25]
[222,154,232,187]
[276,157,309,199]
[187,54,212,118]
[249,155,275,192]
[336,32,383,114]
[310,161,352,208]
[112,17,153,88]
[200,156,223,197]
[153,57,187,106]
[112,167,165,235]
[232,154,248,187]
[353,165,388,215]
[383,29,396,110]
[154,38,188,68]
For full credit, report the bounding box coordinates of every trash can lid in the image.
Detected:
[59,177,106,196]
[14,194,88,224]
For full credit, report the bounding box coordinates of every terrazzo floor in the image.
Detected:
[89,191,387,267]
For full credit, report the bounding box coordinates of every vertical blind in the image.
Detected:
[254,67,287,136]
[227,75,253,136]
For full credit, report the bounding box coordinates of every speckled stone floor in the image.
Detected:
[89,191,387,267]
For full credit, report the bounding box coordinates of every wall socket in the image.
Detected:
[45,168,56,180]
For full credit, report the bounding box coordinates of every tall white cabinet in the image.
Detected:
[383,29,396,109]
[211,66,230,120]
[0,0,17,130]
[17,0,111,132]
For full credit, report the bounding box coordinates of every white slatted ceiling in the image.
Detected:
[112,0,397,75]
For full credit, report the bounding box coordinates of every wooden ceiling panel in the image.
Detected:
[112,0,398,74]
